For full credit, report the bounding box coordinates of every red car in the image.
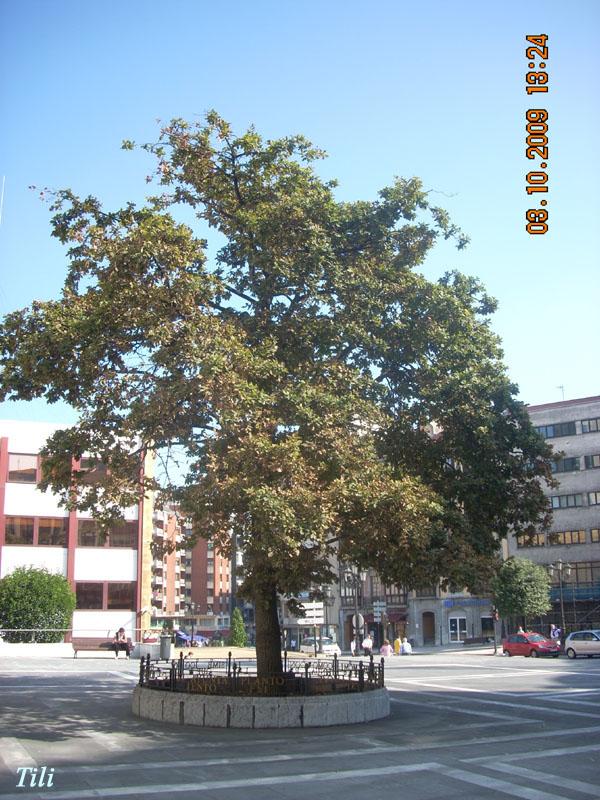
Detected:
[502,632,560,658]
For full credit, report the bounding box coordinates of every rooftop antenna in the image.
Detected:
[557,385,565,401]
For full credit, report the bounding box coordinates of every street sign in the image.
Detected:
[373,601,386,622]
[352,613,364,629]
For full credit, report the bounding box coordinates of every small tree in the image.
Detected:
[492,557,551,631]
[0,567,76,643]
[228,606,248,647]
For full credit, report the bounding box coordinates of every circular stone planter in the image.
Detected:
[132,685,390,728]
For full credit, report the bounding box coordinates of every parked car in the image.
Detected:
[564,629,600,659]
[502,632,560,658]
[299,636,341,656]
[174,630,191,646]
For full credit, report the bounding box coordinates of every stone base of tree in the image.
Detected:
[132,685,390,728]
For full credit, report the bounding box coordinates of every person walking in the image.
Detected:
[400,637,413,655]
[380,639,393,657]
[362,633,373,657]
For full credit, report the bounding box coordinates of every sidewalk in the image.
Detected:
[0,641,499,660]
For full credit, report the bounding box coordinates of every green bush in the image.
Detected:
[228,606,248,647]
[0,567,76,643]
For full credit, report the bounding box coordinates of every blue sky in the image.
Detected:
[0,0,598,422]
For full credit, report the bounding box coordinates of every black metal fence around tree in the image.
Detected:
[138,650,385,697]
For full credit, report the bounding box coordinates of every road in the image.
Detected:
[0,650,599,799]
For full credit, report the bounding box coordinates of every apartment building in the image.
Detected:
[507,395,600,631]
[149,510,234,637]
[151,507,189,622]
[0,420,154,639]
[189,537,232,633]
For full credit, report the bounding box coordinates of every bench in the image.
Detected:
[462,636,494,646]
[71,637,132,658]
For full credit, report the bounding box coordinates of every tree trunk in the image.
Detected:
[254,582,283,678]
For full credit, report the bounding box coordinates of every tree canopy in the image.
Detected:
[0,112,554,675]
[492,557,552,622]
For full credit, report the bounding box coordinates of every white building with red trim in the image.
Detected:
[0,420,154,641]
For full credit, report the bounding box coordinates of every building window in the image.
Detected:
[76,582,103,609]
[109,521,137,548]
[591,529,599,543]
[78,520,105,547]
[449,617,467,642]
[551,457,580,473]
[107,582,136,609]
[584,454,600,469]
[5,516,68,546]
[7,453,38,483]
[547,530,586,546]
[551,561,600,586]
[5,516,35,544]
[38,518,68,546]
[75,581,136,610]
[77,519,137,547]
[550,494,583,509]
[535,421,576,439]
[588,492,600,506]
[517,532,545,547]
[77,457,108,485]
[581,417,600,434]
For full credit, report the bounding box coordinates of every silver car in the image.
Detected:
[299,636,341,656]
[564,629,600,659]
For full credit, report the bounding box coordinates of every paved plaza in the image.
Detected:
[0,649,599,800]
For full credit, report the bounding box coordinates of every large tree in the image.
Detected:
[0,113,554,676]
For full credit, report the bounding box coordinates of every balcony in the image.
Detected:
[415,586,438,598]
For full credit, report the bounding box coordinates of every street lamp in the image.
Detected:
[187,601,197,646]
[548,559,572,639]
[322,585,334,639]
[343,566,367,656]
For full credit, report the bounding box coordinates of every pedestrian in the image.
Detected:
[362,633,373,656]
[113,627,132,659]
[393,635,401,655]
[400,637,413,655]
[517,625,525,634]
[551,625,562,645]
[380,639,393,657]
[350,638,356,656]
